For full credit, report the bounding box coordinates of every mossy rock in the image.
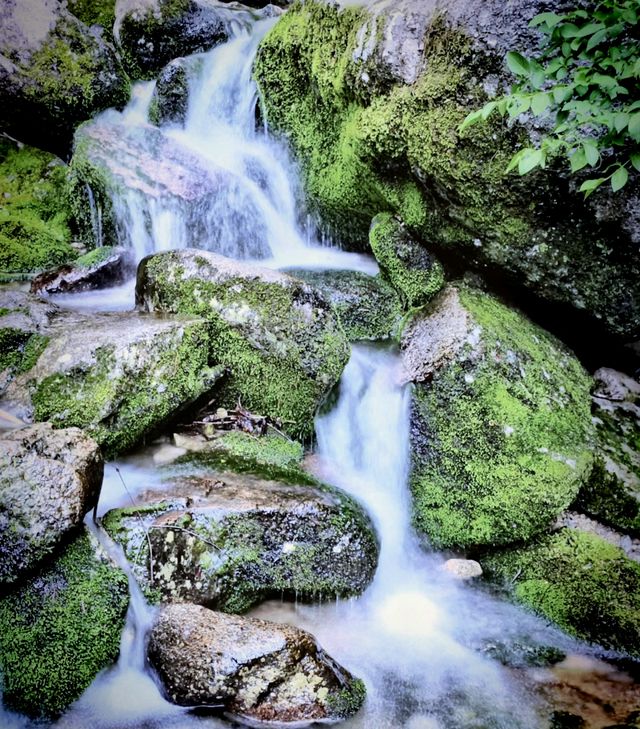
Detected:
[136,249,350,440]
[67,0,116,34]
[0,0,129,155]
[103,470,379,613]
[369,212,444,309]
[149,55,203,126]
[404,285,594,549]
[0,140,77,275]
[285,267,403,341]
[481,528,640,658]
[0,528,129,718]
[254,0,640,340]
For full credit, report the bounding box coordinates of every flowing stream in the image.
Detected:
[4,10,638,729]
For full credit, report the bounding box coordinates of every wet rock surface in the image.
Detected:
[148,603,366,723]
[0,422,103,585]
[103,470,378,612]
[0,0,129,155]
[403,285,594,549]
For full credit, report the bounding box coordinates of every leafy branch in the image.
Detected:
[459,0,640,195]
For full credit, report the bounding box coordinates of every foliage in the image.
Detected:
[460,0,640,195]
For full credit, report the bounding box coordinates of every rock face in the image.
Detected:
[403,285,594,549]
[103,470,378,612]
[30,246,134,295]
[369,213,444,309]
[148,603,366,722]
[0,0,130,156]
[0,290,223,457]
[481,528,640,658]
[0,423,103,585]
[0,528,129,718]
[149,55,200,126]
[136,249,350,438]
[286,268,402,341]
[254,0,640,341]
[0,139,77,275]
[114,0,247,79]
[575,368,640,536]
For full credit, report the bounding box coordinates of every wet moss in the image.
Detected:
[0,140,76,274]
[481,529,640,657]
[0,328,49,377]
[410,287,594,549]
[67,0,116,33]
[0,529,129,718]
[326,677,366,718]
[74,245,118,268]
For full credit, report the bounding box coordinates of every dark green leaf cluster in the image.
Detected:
[460,0,640,194]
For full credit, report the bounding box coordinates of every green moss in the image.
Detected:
[0,530,129,718]
[67,0,116,33]
[482,529,640,657]
[0,328,48,376]
[410,287,594,549]
[25,37,94,107]
[31,324,220,458]
[369,212,444,308]
[74,245,116,268]
[0,140,76,274]
[326,677,366,718]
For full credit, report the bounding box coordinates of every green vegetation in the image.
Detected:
[0,140,76,274]
[326,678,366,718]
[0,327,49,377]
[460,1,640,195]
[67,0,116,33]
[0,530,129,717]
[410,287,594,548]
[482,528,640,657]
[75,245,117,268]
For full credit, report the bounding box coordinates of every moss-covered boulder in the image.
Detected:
[285,267,402,341]
[403,285,594,549]
[114,0,241,79]
[0,423,103,585]
[103,469,378,613]
[254,0,640,341]
[0,0,129,156]
[575,368,640,536]
[0,528,129,718]
[149,55,201,126]
[1,299,223,457]
[149,603,366,722]
[481,528,640,658]
[369,212,444,309]
[0,139,78,276]
[67,0,116,35]
[136,249,350,438]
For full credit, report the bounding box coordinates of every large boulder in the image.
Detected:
[254,0,640,342]
[103,469,378,612]
[0,0,130,156]
[0,528,129,718]
[148,55,201,126]
[403,285,594,549]
[136,249,350,438]
[0,139,77,275]
[0,423,103,585]
[574,368,640,536]
[148,603,366,723]
[0,291,223,457]
[114,0,248,79]
[481,528,640,658]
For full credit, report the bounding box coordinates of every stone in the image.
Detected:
[0,528,129,718]
[30,246,134,295]
[0,0,129,156]
[403,285,594,549]
[442,558,482,580]
[103,469,379,612]
[148,603,366,722]
[136,249,350,438]
[149,55,200,126]
[0,423,103,585]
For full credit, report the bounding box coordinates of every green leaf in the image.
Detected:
[560,23,581,38]
[574,22,605,38]
[570,148,588,172]
[582,140,600,166]
[530,12,563,28]
[518,148,544,174]
[614,112,629,132]
[506,51,531,76]
[458,109,482,133]
[631,153,640,172]
[611,165,629,192]
[531,92,552,115]
[629,112,640,141]
[579,177,606,196]
[586,28,608,51]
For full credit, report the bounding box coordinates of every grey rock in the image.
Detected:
[0,423,103,585]
[103,470,379,612]
[148,603,366,722]
[149,56,201,126]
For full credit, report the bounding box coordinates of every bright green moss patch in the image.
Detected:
[0,529,129,718]
[67,0,116,33]
[409,286,594,549]
[0,328,48,376]
[0,140,76,274]
[482,529,640,657]
[74,245,117,268]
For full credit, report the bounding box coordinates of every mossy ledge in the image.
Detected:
[0,529,129,718]
[481,529,640,658]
